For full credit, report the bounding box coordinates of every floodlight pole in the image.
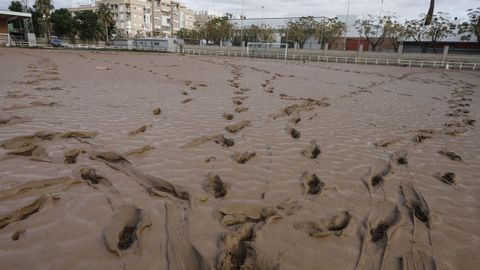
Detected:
[240,0,244,48]
[343,0,351,52]
[261,5,264,27]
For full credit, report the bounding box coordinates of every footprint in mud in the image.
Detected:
[12,229,26,241]
[462,118,475,126]
[64,149,85,164]
[433,171,456,185]
[412,133,433,143]
[80,168,110,185]
[60,131,98,139]
[226,120,251,133]
[276,198,303,216]
[232,99,242,106]
[301,171,325,195]
[235,107,249,113]
[182,91,189,95]
[302,140,320,159]
[356,204,404,270]
[103,205,151,256]
[205,156,216,163]
[289,116,301,124]
[153,108,161,115]
[362,161,393,188]
[438,150,462,161]
[182,134,234,148]
[400,183,431,229]
[373,137,403,147]
[215,135,235,147]
[294,211,352,237]
[223,113,234,120]
[129,125,150,136]
[181,98,193,104]
[233,151,256,164]
[203,173,227,198]
[288,127,301,139]
[391,150,408,165]
[216,224,256,270]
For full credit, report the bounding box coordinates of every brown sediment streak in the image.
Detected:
[0,195,47,229]
[0,177,80,200]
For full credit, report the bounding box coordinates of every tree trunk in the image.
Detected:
[105,23,108,48]
[425,0,435,25]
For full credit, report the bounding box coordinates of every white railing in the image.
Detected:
[180,48,478,71]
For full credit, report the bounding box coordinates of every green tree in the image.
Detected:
[458,7,480,42]
[8,1,23,12]
[96,2,113,45]
[406,13,453,53]
[28,7,42,36]
[286,16,318,49]
[406,17,429,53]
[204,17,233,45]
[34,0,54,39]
[424,12,453,52]
[50,8,75,41]
[178,28,200,44]
[258,25,275,43]
[383,16,410,52]
[74,10,97,42]
[315,17,345,48]
[8,1,24,30]
[355,15,389,51]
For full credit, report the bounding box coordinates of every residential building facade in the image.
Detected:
[73,0,194,38]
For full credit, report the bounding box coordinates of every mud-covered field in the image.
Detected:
[0,48,479,270]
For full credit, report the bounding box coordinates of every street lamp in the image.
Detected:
[240,0,244,47]
[261,5,264,27]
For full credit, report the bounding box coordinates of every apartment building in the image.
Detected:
[180,7,195,30]
[194,10,223,29]
[91,0,194,37]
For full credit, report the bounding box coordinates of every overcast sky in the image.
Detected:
[0,0,477,21]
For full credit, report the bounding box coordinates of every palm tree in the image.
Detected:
[96,3,113,46]
[34,0,53,39]
[425,0,434,25]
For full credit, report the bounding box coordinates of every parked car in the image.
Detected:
[50,38,63,47]
[50,38,72,48]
